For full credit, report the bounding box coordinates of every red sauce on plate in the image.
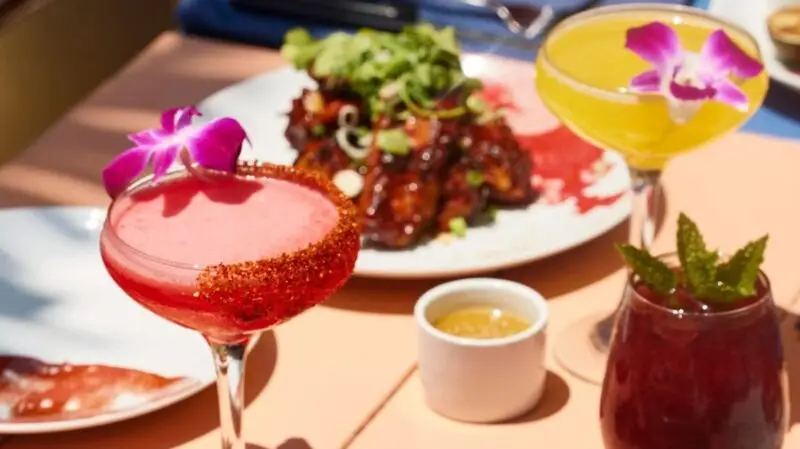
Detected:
[518,126,625,214]
[478,82,522,113]
[479,83,626,215]
[0,355,187,422]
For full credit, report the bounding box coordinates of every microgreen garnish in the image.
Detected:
[466,95,488,114]
[311,124,326,137]
[101,107,248,198]
[625,22,764,123]
[466,170,484,187]
[449,217,468,238]
[281,24,482,121]
[617,213,768,303]
[376,129,411,155]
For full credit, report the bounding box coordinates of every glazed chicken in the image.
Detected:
[282,55,536,248]
[359,117,449,248]
[437,159,489,233]
[279,23,539,248]
[285,88,362,156]
[284,94,536,248]
[464,118,535,205]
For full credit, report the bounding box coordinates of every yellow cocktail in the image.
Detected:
[534,4,767,385]
[536,9,768,170]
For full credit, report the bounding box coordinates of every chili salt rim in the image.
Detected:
[194,161,361,303]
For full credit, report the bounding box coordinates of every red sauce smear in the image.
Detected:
[478,82,521,113]
[517,126,625,214]
[477,82,625,214]
[0,355,188,422]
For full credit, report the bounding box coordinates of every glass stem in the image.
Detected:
[209,339,249,449]
[591,167,662,351]
[626,168,662,249]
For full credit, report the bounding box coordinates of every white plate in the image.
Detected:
[198,60,632,279]
[710,0,800,91]
[0,206,215,433]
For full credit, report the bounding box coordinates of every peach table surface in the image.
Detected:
[2,32,800,449]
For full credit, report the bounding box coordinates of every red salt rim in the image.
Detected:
[195,161,361,308]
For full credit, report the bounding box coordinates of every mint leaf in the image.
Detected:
[716,235,768,297]
[616,244,677,295]
[696,283,741,302]
[677,213,718,292]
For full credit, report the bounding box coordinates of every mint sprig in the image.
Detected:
[617,213,768,304]
[716,236,768,297]
[616,244,677,295]
[677,213,718,292]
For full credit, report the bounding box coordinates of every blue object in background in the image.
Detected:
[176,0,800,140]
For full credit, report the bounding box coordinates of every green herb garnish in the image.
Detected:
[466,95,487,114]
[466,170,484,187]
[376,129,410,156]
[616,244,678,295]
[448,217,467,238]
[676,213,718,292]
[311,124,326,137]
[617,213,768,303]
[280,24,483,120]
[715,235,768,297]
[486,206,498,221]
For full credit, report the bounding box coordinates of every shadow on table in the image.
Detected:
[0,121,123,208]
[324,277,447,315]
[247,437,314,449]
[504,371,570,424]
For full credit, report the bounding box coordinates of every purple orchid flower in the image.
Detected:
[625,22,763,116]
[102,106,248,198]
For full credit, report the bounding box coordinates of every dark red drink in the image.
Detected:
[600,255,786,449]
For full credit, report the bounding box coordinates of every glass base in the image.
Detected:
[554,310,615,385]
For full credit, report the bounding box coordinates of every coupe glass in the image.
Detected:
[534,4,768,384]
[99,163,360,449]
[600,253,786,449]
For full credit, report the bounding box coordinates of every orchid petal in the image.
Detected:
[185,118,248,173]
[101,146,152,198]
[625,22,682,72]
[151,144,181,179]
[102,105,248,198]
[629,70,662,92]
[712,79,749,111]
[128,129,168,146]
[669,80,716,101]
[701,30,763,79]
[174,106,201,132]
[160,108,181,133]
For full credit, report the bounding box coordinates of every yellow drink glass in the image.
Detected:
[535,3,767,384]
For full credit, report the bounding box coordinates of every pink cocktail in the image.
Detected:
[100,162,360,448]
